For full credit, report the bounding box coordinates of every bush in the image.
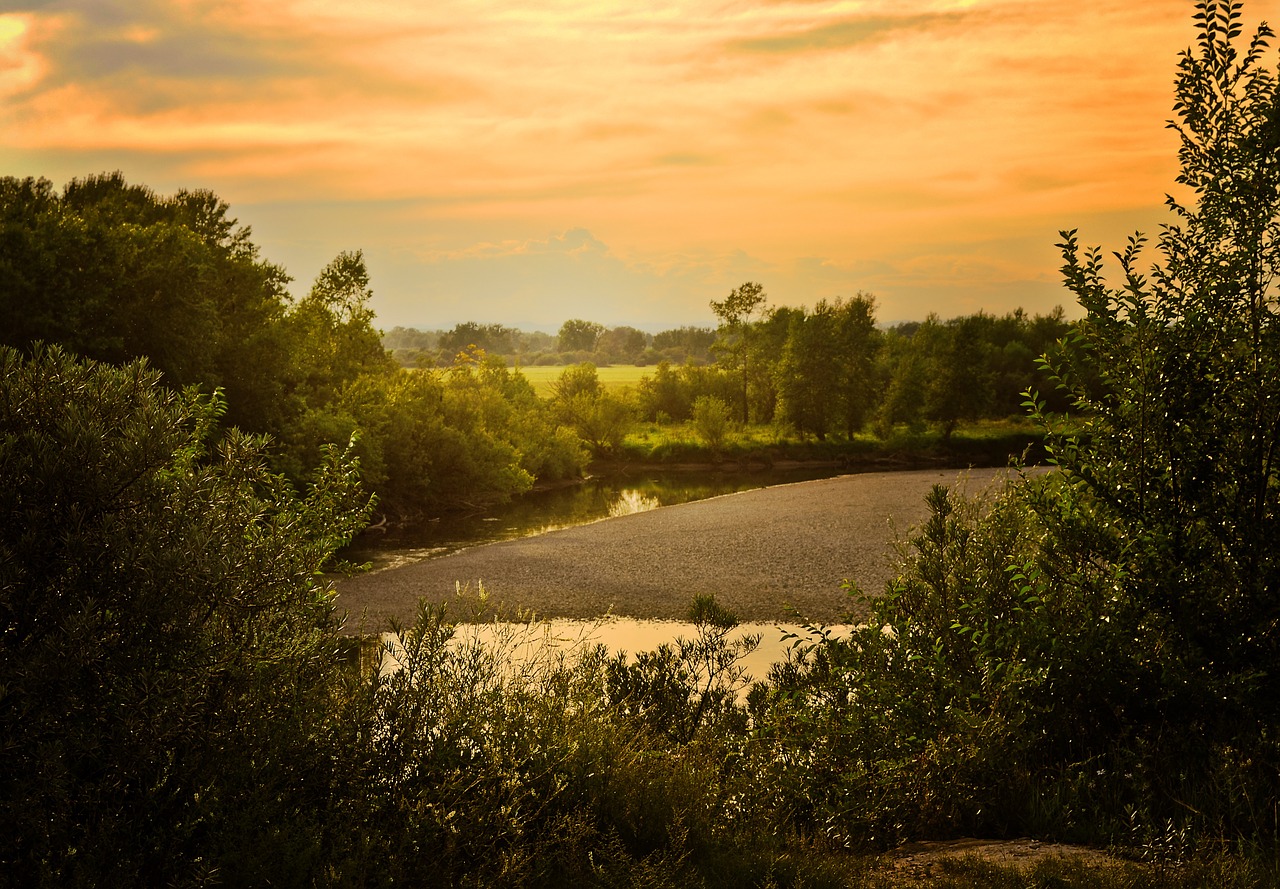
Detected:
[691,395,735,455]
[0,345,370,884]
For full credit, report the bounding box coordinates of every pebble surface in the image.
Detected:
[335,466,1025,629]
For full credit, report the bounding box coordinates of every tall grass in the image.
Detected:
[613,418,1044,468]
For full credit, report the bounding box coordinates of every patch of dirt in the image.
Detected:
[885,838,1125,883]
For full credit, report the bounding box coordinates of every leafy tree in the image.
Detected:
[924,314,993,443]
[710,282,769,423]
[746,304,799,424]
[754,1,1280,852]
[1035,0,1280,741]
[875,323,930,436]
[637,360,692,421]
[651,326,716,363]
[549,363,634,456]
[0,172,295,434]
[830,294,882,438]
[286,249,392,407]
[557,318,605,353]
[776,302,840,438]
[596,325,649,364]
[438,321,517,357]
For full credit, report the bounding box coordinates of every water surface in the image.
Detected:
[344,467,848,573]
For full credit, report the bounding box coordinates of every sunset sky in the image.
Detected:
[0,1,1251,331]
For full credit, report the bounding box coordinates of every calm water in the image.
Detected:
[347,467,862,676]
[343,466,849,573]
[381,618,855,687]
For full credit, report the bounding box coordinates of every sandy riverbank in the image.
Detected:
[334,466,1029,631]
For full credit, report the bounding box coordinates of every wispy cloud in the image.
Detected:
[726,12,963,55]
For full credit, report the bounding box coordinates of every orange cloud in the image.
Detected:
[1,0,1264,328]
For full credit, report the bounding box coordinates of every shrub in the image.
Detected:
[0,345,370,884]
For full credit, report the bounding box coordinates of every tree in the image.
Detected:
[651,326,716,363]
[924,314,992,443]
[557,318,605,353]
[637,360,692,421]
[749,9,1280,852]
[549,363,634,456]
[710,282,769,423]
[776,302,840,438]
[1035,0,1280,738]
[0,172,296,435]
[875,323,929,436]
[596,325,649,364]
[438,321,516,357]
[286,249,391,405]
[691,395,735,455]
[829,294,882,438]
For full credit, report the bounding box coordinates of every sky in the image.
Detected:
[0,0,1255,332]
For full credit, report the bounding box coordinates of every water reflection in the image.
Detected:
[379,617,853,687]
[607,489,660,517]
[343,467,847,573]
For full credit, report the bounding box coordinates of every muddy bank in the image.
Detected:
[335,466,1029,631]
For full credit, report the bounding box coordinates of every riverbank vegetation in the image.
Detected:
[2,2,1279,885]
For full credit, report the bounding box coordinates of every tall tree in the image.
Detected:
[596,325,649,363]
[438,322,516,357]
[0,345,369,883]
[776,302,839,438]
[710,281,769,423]
[831,294,881,438]
[924,314,992,443]
[286,249,392,406]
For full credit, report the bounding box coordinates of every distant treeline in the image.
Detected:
[389,299,1072,442]
[384,321,717,366]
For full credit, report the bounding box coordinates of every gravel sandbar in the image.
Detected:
[335,466,1023,629]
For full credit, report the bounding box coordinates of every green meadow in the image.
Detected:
[517,363,653,395]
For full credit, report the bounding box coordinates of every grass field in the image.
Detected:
[516,364,652,395]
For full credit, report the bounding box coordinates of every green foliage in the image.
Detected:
[596,325,650,364]
[317,595,799,888]
[439,320,518,357]
[0,173,589,514]
[558,318,606,353]
[550,362,636,457]
[286,249,394,407]
[0,172,296,434]
[875,325,930,437]
[923,315,993,442]
[651,326,716,364]
[690,395,735,454]
[777,301,840,438]
[1037,0,1280,745]
[0,345,370,884]
[605,595,759,745]
[711,281,770,423]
